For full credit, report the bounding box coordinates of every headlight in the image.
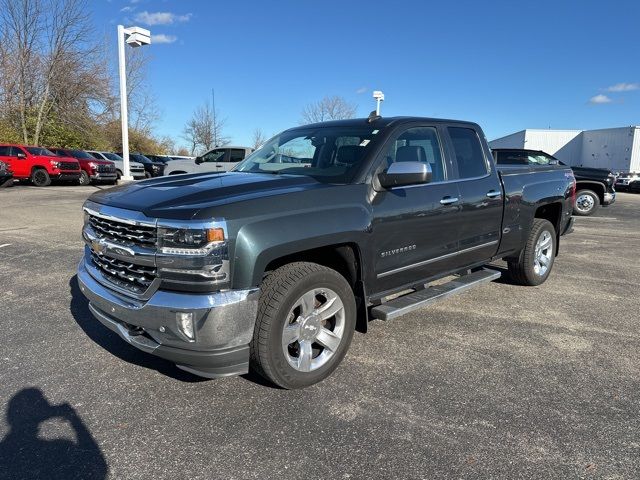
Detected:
[88,161,97,171]
[50,160,60,168]
[158,227,225,255]
[152,164,160,171]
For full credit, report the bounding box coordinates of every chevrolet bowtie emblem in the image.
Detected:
[91,239,105,255]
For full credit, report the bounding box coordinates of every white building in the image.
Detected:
[489,126,640,172]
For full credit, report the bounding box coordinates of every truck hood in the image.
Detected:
[88,171,330,219]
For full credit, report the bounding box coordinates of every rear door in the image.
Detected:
[0,146,14,174]
[443,126,503,267]
[222,148,247,171]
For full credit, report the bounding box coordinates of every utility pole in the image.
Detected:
[212,88,217,147]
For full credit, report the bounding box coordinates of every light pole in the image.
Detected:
[373,90,385,116]
[117,25,151,181]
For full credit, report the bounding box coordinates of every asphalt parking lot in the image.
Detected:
[1,185,639,479]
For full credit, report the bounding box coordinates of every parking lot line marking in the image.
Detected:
[0,244,11,249]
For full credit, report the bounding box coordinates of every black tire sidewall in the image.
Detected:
[524,220,556,286]
[79,171,90,185]
[262,268,356,389]
[31,169,50,187]
[573,190,599,216]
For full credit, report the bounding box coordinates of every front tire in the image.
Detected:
[31,168,51,187]
[250,262,356,389]
[508,219,556,286]
[79,170,91,186]
[573,189,599,216]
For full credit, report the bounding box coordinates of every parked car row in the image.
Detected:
[615,172,640,192]
[163,146,252,175]
[0,142,183,188]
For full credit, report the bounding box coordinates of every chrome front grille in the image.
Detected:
[88,214,156,248]
[59,161,80,170]
[96,164,116,173]
[90,251,156,294]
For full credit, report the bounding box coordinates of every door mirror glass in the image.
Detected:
[379,161,432,188]
[194,156,203,165]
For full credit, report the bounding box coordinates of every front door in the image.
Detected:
[10,146,30,177]
[369,125,461,295]
[198,148,227,172]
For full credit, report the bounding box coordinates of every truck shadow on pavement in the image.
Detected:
[68,276,206,383]
[0,388,108,480]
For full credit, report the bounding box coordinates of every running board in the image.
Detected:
[370,268,501,321]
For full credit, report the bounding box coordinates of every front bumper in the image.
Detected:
[77,258,259,378]
[90,172,118,182]
[603,191,616,205]
[52,172,81,181]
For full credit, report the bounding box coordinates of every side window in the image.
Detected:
[0,146,9,156]
[228,149,246,162]
[11,146,26,157]
[383,127,446,182]
[497,151,528,165]
[202,149,225,163]
[527,154,551,165]
[448,127,489,178]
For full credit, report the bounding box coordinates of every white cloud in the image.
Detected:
[355,86,367,94]
[589,94,612,104]
[605,82,639,92]
[151,34,177,44]
[120,6,134,12]
[134,11,192,26]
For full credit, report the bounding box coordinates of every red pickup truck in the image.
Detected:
[49,148,118,186]
[0,144,81,186]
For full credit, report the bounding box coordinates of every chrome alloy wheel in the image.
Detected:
[575,193,595,213]
[534,230,553,276]
[282,288,345,372]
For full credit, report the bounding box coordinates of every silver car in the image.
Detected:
[87,151,146,180]
[163,147,252,175]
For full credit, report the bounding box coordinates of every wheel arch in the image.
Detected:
[534,201,562,255]
[575,181,605,202]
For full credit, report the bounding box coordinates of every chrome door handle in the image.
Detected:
[486,190,502,198]
[440,196,459,205]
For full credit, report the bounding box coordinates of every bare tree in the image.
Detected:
[182,101,229,155]
[0,0,110,144]
[251,128,268,149]
[300,95,357,124]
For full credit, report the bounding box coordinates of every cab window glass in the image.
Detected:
[203,150,225,162]
[383,127,446,182]
[0,146,10,156]
[228,149,246,162]
[448,127,489,178]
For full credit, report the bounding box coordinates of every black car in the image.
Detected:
[0,160,13,187]
[492,148,616,216]
[116,153,165,178]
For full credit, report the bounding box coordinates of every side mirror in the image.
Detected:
[378,161,432,188]
[17,152,26,159]
[194,156,203,165]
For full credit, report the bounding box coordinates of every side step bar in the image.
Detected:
[370,268,501,321]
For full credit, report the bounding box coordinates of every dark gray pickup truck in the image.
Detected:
[77,116,576,389]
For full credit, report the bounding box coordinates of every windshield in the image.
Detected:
[26,147,55,156]
[102,152,122,161]
[234,126,380,184]
[69,149,94,159]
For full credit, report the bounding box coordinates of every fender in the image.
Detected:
[232,205,371,288]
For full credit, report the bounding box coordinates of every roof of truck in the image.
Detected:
[296,116,480,130]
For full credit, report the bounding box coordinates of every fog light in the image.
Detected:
[176,312,195,341]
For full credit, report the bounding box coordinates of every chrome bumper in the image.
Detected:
[603,192,615,205]
[77,258,259,378]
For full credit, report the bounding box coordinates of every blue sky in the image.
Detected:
[96,0,639,147]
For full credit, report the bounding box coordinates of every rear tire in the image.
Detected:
[31,169,51,187]
[573,189,599,216]
[250,262,356,389]
[508,219,556,286]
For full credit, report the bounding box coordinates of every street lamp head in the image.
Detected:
[373,90,385,102]
[123,26,151,48]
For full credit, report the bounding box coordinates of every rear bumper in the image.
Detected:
[77,258,260,378]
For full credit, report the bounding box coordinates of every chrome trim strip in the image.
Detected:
[377,240,499,279]
[440,197,459,205]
